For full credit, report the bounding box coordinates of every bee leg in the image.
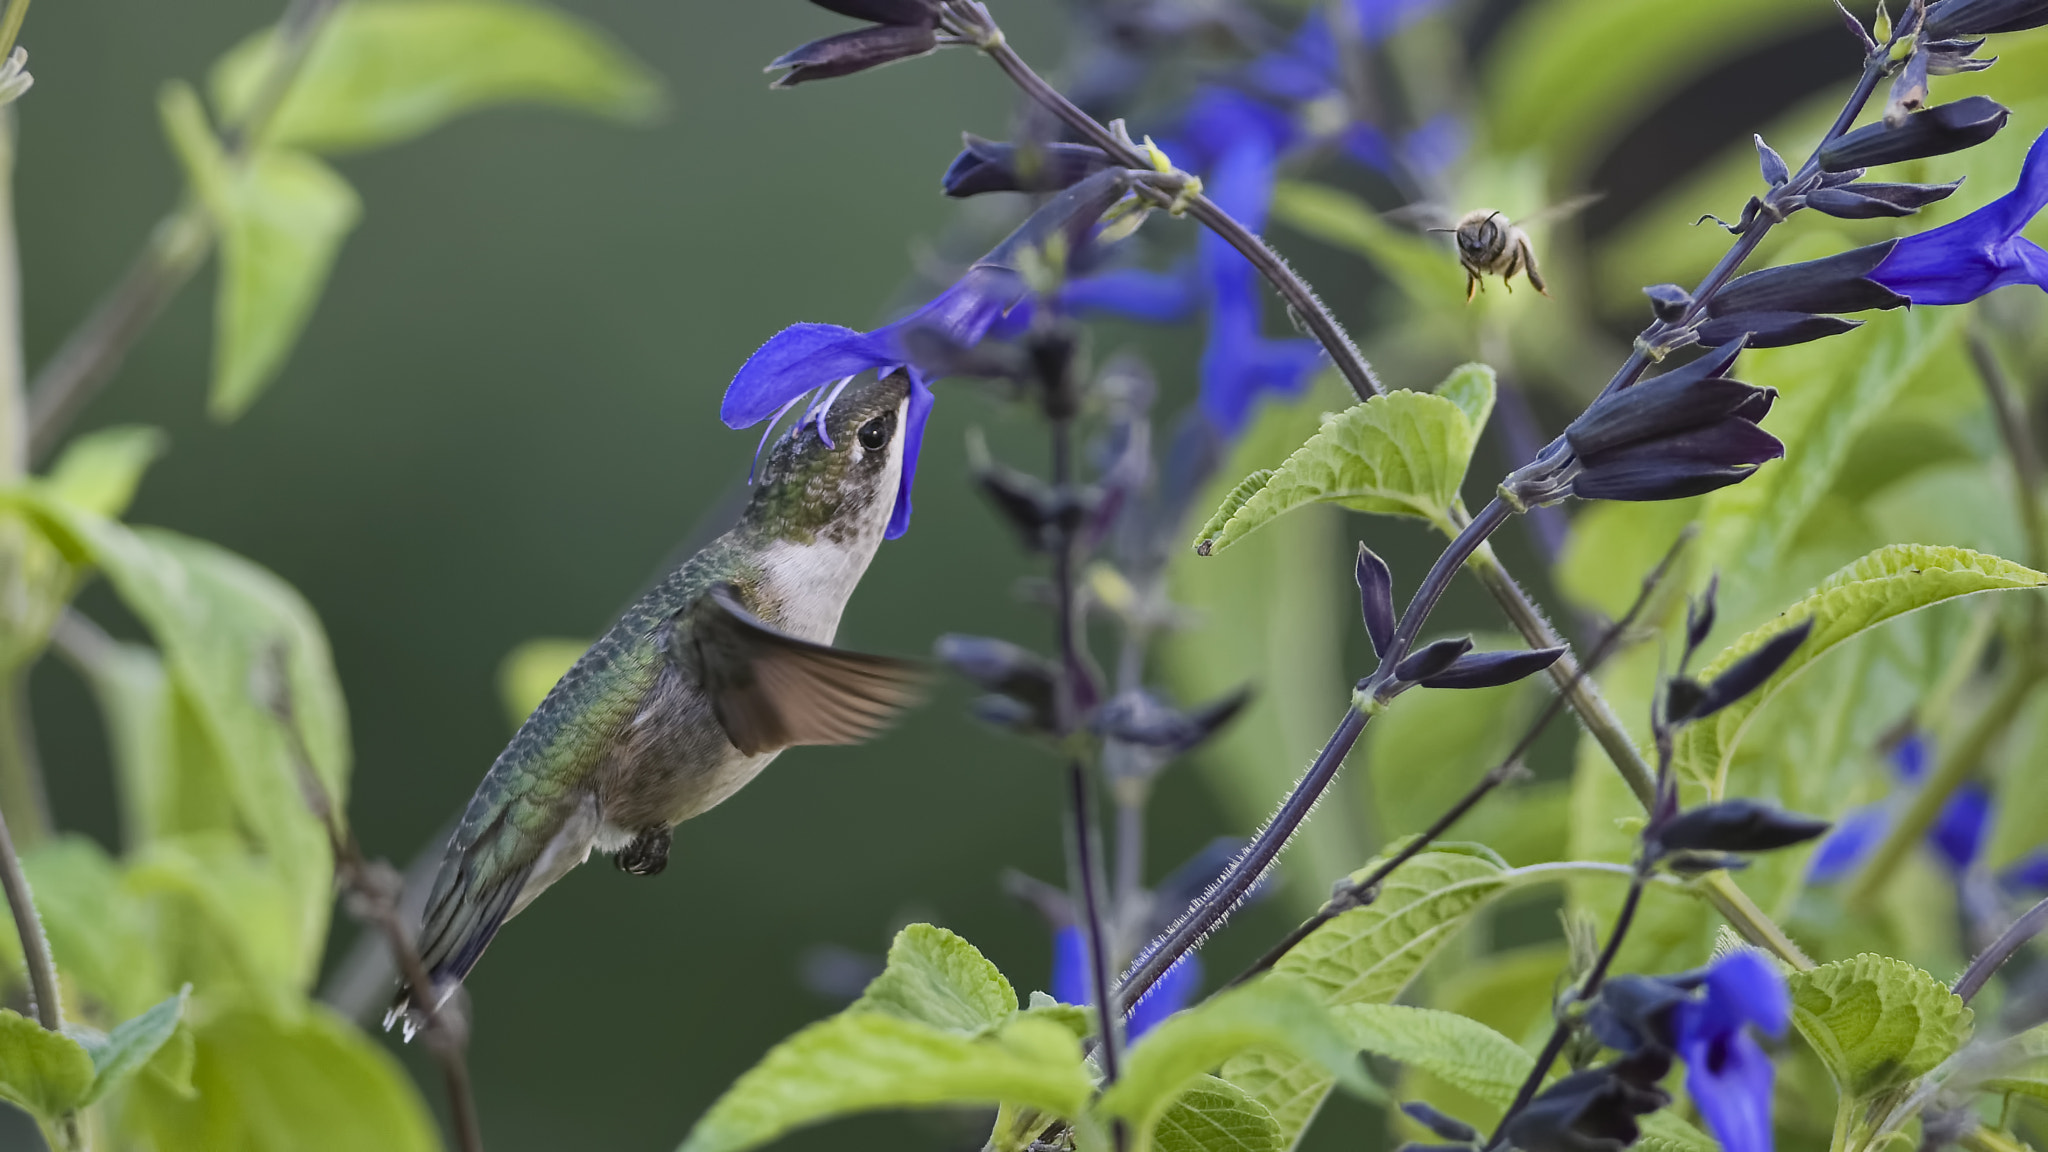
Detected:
[1464,270,1480,303]
[1522,241,1550,296]
[615,826,672,877]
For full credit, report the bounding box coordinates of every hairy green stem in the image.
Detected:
[1846,665,2043,910]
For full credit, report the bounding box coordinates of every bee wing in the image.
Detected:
[680,584,927,756]
[1384,201,1459,232]
[1518,191,1607,230]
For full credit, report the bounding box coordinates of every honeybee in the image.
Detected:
[1403,194,1604,303]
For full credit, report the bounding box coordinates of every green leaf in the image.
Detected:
[41,425,167,519]
[678,1014,1093,1152]
[20,836,163,1020]
[1976,1023,2048,1101]
[1272,849,1509,1006]
[160,82,363,418]
[128,1006,439,1152]
[1334,1005,1716,1152]
[498,635,589,728]
[852,923,1017,1036]
[1197,388,1484,553]
[1153,1077,1282,1152]
[0,1009,94,1122]
[1195,470,1274,553]
[211,0,663,153]
[1101,977,1378,1152]
[1268,182,1467,307]
[1675,544,2047,795]
[1788,954,1972,1098]
[1435,364,1496,434]
[76,986,189,1105]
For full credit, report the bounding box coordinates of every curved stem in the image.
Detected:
[0,803,57,1031]
[1955,890,2048,1004]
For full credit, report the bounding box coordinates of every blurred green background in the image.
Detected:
[2,0,1885,1148]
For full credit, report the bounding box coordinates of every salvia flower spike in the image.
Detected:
[1818,95,2009,171]
[1870,124,2048,304]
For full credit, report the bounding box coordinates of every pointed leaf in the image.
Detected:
[1434,364,1497,436]
[852,924,1017,1035]
[1675,545,2047,795]
[1201,391,1484,554]
[1195,470,1274,554]
[1788,954,1972,1098]
[1101,977,1378,1152]
[76,986,190,1105]
[0,1009,94,1122]
[1272,849,1511,1006]
[677,1014,1092,1152]
[210,0,663,153]
[1153,1076,1283,1152]
[41,426,167,519]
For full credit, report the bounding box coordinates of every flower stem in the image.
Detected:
[0,800,57,1031]
[1954,889,2048,1004]
[946,2,1385,403]
[1845,664,2044,911]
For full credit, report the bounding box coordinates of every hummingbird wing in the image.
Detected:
[679,583,925,756]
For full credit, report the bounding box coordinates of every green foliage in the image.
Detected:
[1788,955,1972,1098]
[76,987,190,1106]
[41,426,167,520]
[677,1013,1093,1152]
[1268,182,1467,307]
[1196,366,1495,553]
[1675,544,2047,796]
[1273,848,1509,1005]
[0,1010,95,1126]
[1153,1077,1283,1152]
[1100,977,1380,1152]
[1195,470,1276,551]
[851,924,1017,1036]
[210,0,663,153]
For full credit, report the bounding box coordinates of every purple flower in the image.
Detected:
[1870,124,2048,305]
[1672,952,1789,1152]
[1051,925,1200,1039]
[1807,732,1991,881]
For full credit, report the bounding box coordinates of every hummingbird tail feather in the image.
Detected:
[386,853,532,1038]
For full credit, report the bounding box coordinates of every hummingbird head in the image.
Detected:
[741,372,912,546]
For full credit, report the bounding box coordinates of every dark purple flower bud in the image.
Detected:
[1686,575,1719,656]
[1804,178,1964,219]
[1419,646,1567,690]
[1926,37,1997,73]
[1696,311,1864,349]
[1644,283,1692,322]
[1401,1102,1478,1143]
[767,23,940,87]
[1094,686,1251,754]
[1586,975,1689,1055]
[1503,1067,1670,1152]
[935,635,1059,727]
[1818,96,2009,171]
[970,456,1065,552]
[1356,543,1396,658]
[1571,418,1785,502]
[1754,135,1790,186]
[1926,0,2048,36]
[1681,619,1813,720]
[1566,373,1769,459]
[971,692,1051,734]
[1395,636,1474,683]
[1833,0,1880,51]
[980,167,1143,274]
[1707,242,1907,316]
[943,136,1116,198]
[1657,799,1832,854]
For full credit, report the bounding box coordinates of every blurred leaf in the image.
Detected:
[161,82,363,419]
[146,1026,197,1100]
[1100,977,1379,1152]
[1435,364,1496,434]
[211,0,663,153]
[20,836,163,1019]
[0,1009,93,1123]
[677,1014,1093,1152]
[1978,1024,2048,1101]
[1554,499,1698,624]
[1336,1004,1715,1152]
[1153,1076,1282,1152]
[1788,954,1971,1098]
[126,834,308,1014]
[1675,545,2047,797]
[76,985,189,1106]
[129,1006,438,1152]
[1483,0,1826,176]
[1990,690,2048,870]
[1270,182,1466,307]
[497,636,588,728]
[1199,382,1489,553]
[41,426,167,519]
[1428,942,1567,1050]
[1364,660,1534,840]
[851,923,1016,1036]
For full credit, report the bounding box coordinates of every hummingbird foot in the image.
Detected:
[615,827,672,877]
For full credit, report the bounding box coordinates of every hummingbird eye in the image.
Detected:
[857,413,893,452]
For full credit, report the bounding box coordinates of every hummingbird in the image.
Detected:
[389,372,925,1030]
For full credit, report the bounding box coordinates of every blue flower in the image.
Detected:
[1672,952,1789,1152]
[1807,732,1991,881]
[1870,124,2048,305]
[1051,924,1200,1039]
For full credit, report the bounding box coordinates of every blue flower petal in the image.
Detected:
[1681,1028,1777,1152]
[1872,126,2048,305]
[1050,924,1090,1008]
[1890,732,1931,783]
[1127,953,1202,1039]
[1348,0,1452,41]
[1061,264,1202,323]
[1982,123,2048,239]
[2003,851,2048,893]
[884,372,935,539]
[722,324,897,428]
[1931,782,1992,873]
[1806,805,1889,883]
[1402,114,1468,182]
[1340,124,1397,176]
[1702,950,1789,1038]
